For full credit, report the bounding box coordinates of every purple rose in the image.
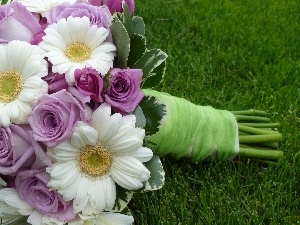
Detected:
[74,67,104,103]
[0,1,41,43]
[0,124,36,175]
[45,1,111,29]
[102,0,135,15]
[28,90,86,147]
[104,68,144,113]
[16,169,75,222]
[43,72,68,94]
[31,18,48,45]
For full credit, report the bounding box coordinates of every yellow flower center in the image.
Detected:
[0,70,22,103]
[65,42,91,63]
[79,145,112,177]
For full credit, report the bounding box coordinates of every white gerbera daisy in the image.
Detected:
[18,0,77,15]
[0,41,48,127]
[69,213,134,225]
[39,16,116,84]
[47,103,153,215]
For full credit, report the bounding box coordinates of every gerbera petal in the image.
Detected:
[6,101,20,120]
[110,167,144,190]
[93,42,117,54]
[89,179,105,212]
[0,106,11,127]
[52,141,79,162]
[47,161,76,181]
[108,137,143,154]
[112,156,150,179]
[103,176,116,209]
[19,88,34,102]
[98,212,134,225]
[58,171,81,201]
[131,147,153,163]
[98,113,122,143]
[73,176,90,213]
[85,26,108,50]
[71,122,98,148]
[92,103,112,133]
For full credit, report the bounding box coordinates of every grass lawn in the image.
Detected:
[129,0,300,224]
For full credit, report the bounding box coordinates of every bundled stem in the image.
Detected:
[232,110,283,162]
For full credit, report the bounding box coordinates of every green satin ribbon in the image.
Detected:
[143,89,239,161]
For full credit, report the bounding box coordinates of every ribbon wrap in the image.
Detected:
[143,89,239,161]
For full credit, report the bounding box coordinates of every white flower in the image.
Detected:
[0,41,48,127]
[39,16,116,84]
[47,103,153,215]
[18,0,77,15]
[69,213,134,225]
[0,188,33,224]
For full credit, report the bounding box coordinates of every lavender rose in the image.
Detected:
[28,90,86,147]
[0,1,41,43]
[0,124,36,175]
[16,169,75,222]
[45,1,111,28]
[104,68,144,113]
[74,67,104,103]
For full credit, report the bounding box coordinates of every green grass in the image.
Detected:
[129,0,300,224]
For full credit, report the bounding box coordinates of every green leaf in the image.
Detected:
[111,19,130,68]
[0,0,9,5]
[119,1,134,37]
[127,34,147,67]
[112,185,134,212]
[1,216,30,225]
[142,156,165,191]
[132,16,145,36]
[142,60,167,88]
[138,95,167,136]
[131,105,146,128]
[133,49,168,87]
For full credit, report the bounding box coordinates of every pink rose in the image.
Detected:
[89,0,135,15]
[104,68,144,113]
[74,67,104,103]
[0,1,41,43]
[28,90,86,147]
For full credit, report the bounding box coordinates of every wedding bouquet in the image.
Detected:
[0,0,283,224]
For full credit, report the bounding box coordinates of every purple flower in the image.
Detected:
[104,68,144,113]
[45,1,112,29]
[28,90,86,147]
[0,124,49,175]
[0,1,41,43]
[43,72,68,94]
[74,67,104,103]
[16,169,75,222]
[103,0,135,15]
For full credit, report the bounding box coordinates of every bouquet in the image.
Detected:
[0,0,283,224]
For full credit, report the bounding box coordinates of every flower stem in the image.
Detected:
[231,109,283,162]
[239,134,282,143]
[238,124,278,135]
[231,109,268,117]
[239,147,283,161]
[235,115,271,123]
[238,122,280,128]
